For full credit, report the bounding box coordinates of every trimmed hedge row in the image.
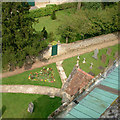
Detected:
[29,2,77,18]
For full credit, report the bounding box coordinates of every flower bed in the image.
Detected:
[28,67,55,83]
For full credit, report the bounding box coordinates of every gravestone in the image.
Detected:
[27,102,34,113]
[107,48,112,55]
[98,66,104,71]
[83,58,86,63]
[88,71,95,76]
[109,59,113,66]
[114,51,118,58]
[101,54,107,63]
[90,63,93,69]
[92,49,99,60]
[77,56,80,60]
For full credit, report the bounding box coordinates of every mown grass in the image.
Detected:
[33,8,76,41]
[62,44,119,77]
[2,93,62,118]
[2,63,62,88]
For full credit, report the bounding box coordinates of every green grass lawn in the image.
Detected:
[62,44,119,77]
[2,63,62,88]
[33,8,76,41]
[2,93,62,118]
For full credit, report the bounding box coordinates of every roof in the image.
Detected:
[65,68,94,96]
[64,65,119,118]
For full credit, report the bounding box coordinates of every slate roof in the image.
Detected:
[64,65,119,118]
[65,68,94,96]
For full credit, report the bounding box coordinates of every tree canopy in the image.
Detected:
[2,2,47,69]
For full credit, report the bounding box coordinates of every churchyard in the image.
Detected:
[62,44,119,77]
[1,2,119,119]
[2,93,61,118]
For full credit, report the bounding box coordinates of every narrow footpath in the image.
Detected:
[0,85,61,97]
[56,61,67,88]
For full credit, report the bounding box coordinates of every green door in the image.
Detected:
[52,44,58,56]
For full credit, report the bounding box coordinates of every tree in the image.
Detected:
[51,11,56,20]
[41,27,48,39]
[2,2,47,69]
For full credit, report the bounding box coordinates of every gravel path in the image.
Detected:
[2,40,118,78]
[0,85,61,97]
[56,61,67,88]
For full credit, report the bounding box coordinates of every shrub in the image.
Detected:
[41,27,48,39]
[51,11,56,20]
[58,6,119,43]
[29,2,77,18]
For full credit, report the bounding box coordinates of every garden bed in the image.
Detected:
[2,63,62,88]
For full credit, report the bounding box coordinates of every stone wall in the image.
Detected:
[38,32,118,60]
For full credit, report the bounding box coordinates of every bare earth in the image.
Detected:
[2,40,118,78]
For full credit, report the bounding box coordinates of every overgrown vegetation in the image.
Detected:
[29,2,77,18]
[2,2,48,70]
[58,4,119,43]
[2,93,62,118]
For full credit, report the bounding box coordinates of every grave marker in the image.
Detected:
[92,49,99,60]
[27,102,34,113]
[107,48,112,55]
[83,58,86,64]
[101,54,107,63]
[108,59,113,66]
[114,51,118,58]
[90,63,93,69]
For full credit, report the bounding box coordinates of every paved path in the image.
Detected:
[2,40,118,78]
[56,61,67,88]
[0,85,61,97]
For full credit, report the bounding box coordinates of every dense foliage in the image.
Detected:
[2,2,48,70]
[58,4,119,43]
[29,2,77,18]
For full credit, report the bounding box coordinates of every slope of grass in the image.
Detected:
[33,8,76,41]
[2,93,62,118]
[2,63,62,88]
[62,44,119,77]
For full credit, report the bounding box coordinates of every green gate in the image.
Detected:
[52,44,58,56]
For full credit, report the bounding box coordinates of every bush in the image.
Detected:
[51,11,56,20]
[29,2,77,18]
[58,5,119,43]
[41,27,48,39]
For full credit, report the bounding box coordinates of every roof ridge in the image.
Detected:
[77,68,94,79]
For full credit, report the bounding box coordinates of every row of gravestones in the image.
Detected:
[77,48,118,76]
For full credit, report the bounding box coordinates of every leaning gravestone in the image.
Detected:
[92,49,99,60]
[98,66,104,71]
[101,54,107,63]
[108,59,113,66]
[27,102,34,113]
[90,63,93,69]
[107,48,112,55]
[114,51,118,58]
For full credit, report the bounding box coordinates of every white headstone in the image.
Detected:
[90,63,93,69]
[83,58,86,63]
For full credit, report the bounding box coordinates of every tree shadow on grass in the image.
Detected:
[0,105,6,117]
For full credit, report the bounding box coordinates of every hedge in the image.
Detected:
[29,2,77,18]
